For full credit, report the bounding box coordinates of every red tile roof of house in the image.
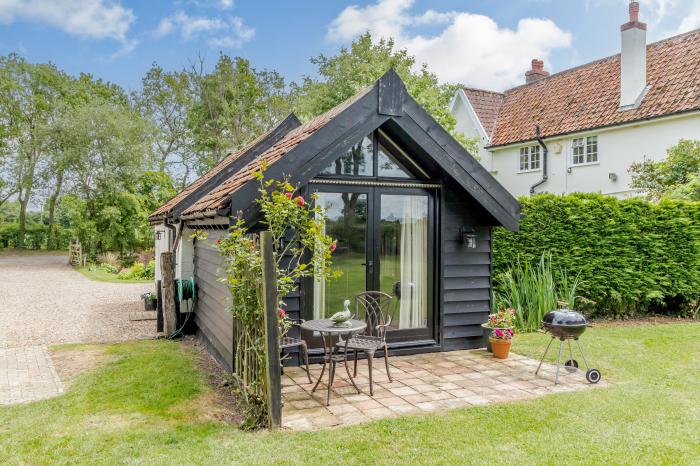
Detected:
[182,85,373,216]
[149,116,297,220]
[470,29,700,148]
[462,88,504,138]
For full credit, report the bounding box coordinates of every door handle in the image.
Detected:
[361,261,374,267]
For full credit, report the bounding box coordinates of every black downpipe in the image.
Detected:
[530,125,548,195]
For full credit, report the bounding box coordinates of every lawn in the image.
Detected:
[76,265,152,284]
[0,323,698,465]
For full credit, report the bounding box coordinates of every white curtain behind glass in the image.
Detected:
[399,196,428,329]
[313,208,326,320]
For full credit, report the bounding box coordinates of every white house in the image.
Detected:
[450,2,700,198]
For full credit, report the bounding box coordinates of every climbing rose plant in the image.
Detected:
[216,167,337,428]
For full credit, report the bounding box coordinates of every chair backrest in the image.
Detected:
[354,291,393,340]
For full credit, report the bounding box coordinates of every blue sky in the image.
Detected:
[1,0,699,92]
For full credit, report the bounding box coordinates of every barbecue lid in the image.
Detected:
[542,309,587,327]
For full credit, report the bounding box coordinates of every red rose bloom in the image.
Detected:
[285,192,293,199]
[295,196,305,207]
[279,308,285,318]
[214,239,221,245]
[329,241,337,252]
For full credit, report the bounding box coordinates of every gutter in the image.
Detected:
[530,125,548,195]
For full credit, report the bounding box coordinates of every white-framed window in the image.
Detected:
[519,145,541,172]
[572,136,598,165]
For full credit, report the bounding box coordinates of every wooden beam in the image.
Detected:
[260,231,282,428]
[160,252,178,335]
[156,279,163,333]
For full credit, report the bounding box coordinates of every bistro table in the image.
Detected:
[300,318,367,406]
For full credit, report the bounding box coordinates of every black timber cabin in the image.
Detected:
[149,70,521,371]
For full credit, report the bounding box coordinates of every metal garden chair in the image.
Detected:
[336,291,393,395]
[280,320,312,384]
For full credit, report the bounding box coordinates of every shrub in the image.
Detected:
[493,193,700,317]
[97,263,119,274]
[117,260,155,280]
[96,252,121,269]
[494,253,583,331]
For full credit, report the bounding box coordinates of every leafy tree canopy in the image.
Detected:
[293,33,479,154]
[629,139,700,201]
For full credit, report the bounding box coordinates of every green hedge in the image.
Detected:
[493,193,700,317]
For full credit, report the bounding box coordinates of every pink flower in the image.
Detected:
[329,241,337,252]
[214,240,221,245]
[295,196,305,207]
[279,308,285,319]
[495,329,504,338]
[285,192,293,199]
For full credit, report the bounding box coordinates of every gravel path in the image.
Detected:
[0,254,157,348]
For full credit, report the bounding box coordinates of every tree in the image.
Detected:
[293,33,479,154]
[629,139,700,201]
[137,64,194,188]
[0,54,69,248]
[186,54,293,173]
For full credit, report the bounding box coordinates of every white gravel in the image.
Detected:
[0,254,158,348]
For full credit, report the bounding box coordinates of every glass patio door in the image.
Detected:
[311,186,434,344]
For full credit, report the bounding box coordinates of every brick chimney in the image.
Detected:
[620,1,647,109]
[525,59,550,84]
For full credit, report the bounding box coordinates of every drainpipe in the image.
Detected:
[529,125,548,195]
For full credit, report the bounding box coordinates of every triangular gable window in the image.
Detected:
[318,130,424,179]
[318,135,373,177]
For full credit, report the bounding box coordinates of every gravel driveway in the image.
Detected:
[0,254,157,348]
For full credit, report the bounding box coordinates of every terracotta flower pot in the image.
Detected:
[489,337,512,359]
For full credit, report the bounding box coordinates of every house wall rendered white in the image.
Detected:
[450,91,493,169]
[176,226,195,280]
[456,110,700,198]
[154,224,170,283]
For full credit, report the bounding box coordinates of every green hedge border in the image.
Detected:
[493,193,700,316]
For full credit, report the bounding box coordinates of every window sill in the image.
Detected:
[570,161,600,168]
[517,168,542,174]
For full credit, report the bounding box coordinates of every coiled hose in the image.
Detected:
[167,277,196,340]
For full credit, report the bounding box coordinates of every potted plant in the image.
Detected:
[141,292,157,311]
[482,307,516,353]
[489,327,515,359]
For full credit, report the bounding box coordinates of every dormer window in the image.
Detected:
[572,136,598,165]
[519,145,541,172]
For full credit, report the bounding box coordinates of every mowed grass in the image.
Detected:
[1,324,699,465]
[76,266,152,284]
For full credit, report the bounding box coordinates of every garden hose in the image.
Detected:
[167,277,196,340]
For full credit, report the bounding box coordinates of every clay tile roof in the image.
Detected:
[182,85,373,216]
[487,28,700,147]
[462,88,504,138]
[148,117,295,220]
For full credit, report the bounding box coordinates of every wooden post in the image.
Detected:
[260,231,281,428]
[156,280,164,333]
[160,252,178,335]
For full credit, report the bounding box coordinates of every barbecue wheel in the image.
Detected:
[586,368,601,384]
[564,359,578,372]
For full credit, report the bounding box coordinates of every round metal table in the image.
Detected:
[300,318,367,406]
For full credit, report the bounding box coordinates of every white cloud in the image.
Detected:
[156,11,254,48]
[217,0,234,10]
[327,0,572,91]
[677,0,700,32]
[0,0,134,42]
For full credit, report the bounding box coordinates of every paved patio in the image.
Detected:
[282,349,607,430]
[0,345,64,405]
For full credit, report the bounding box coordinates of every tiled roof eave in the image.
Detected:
[486,107,700,149]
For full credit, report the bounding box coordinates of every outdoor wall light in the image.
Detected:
[608,172,618,182]
[459,226,477,249]
[155,230,162,240]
